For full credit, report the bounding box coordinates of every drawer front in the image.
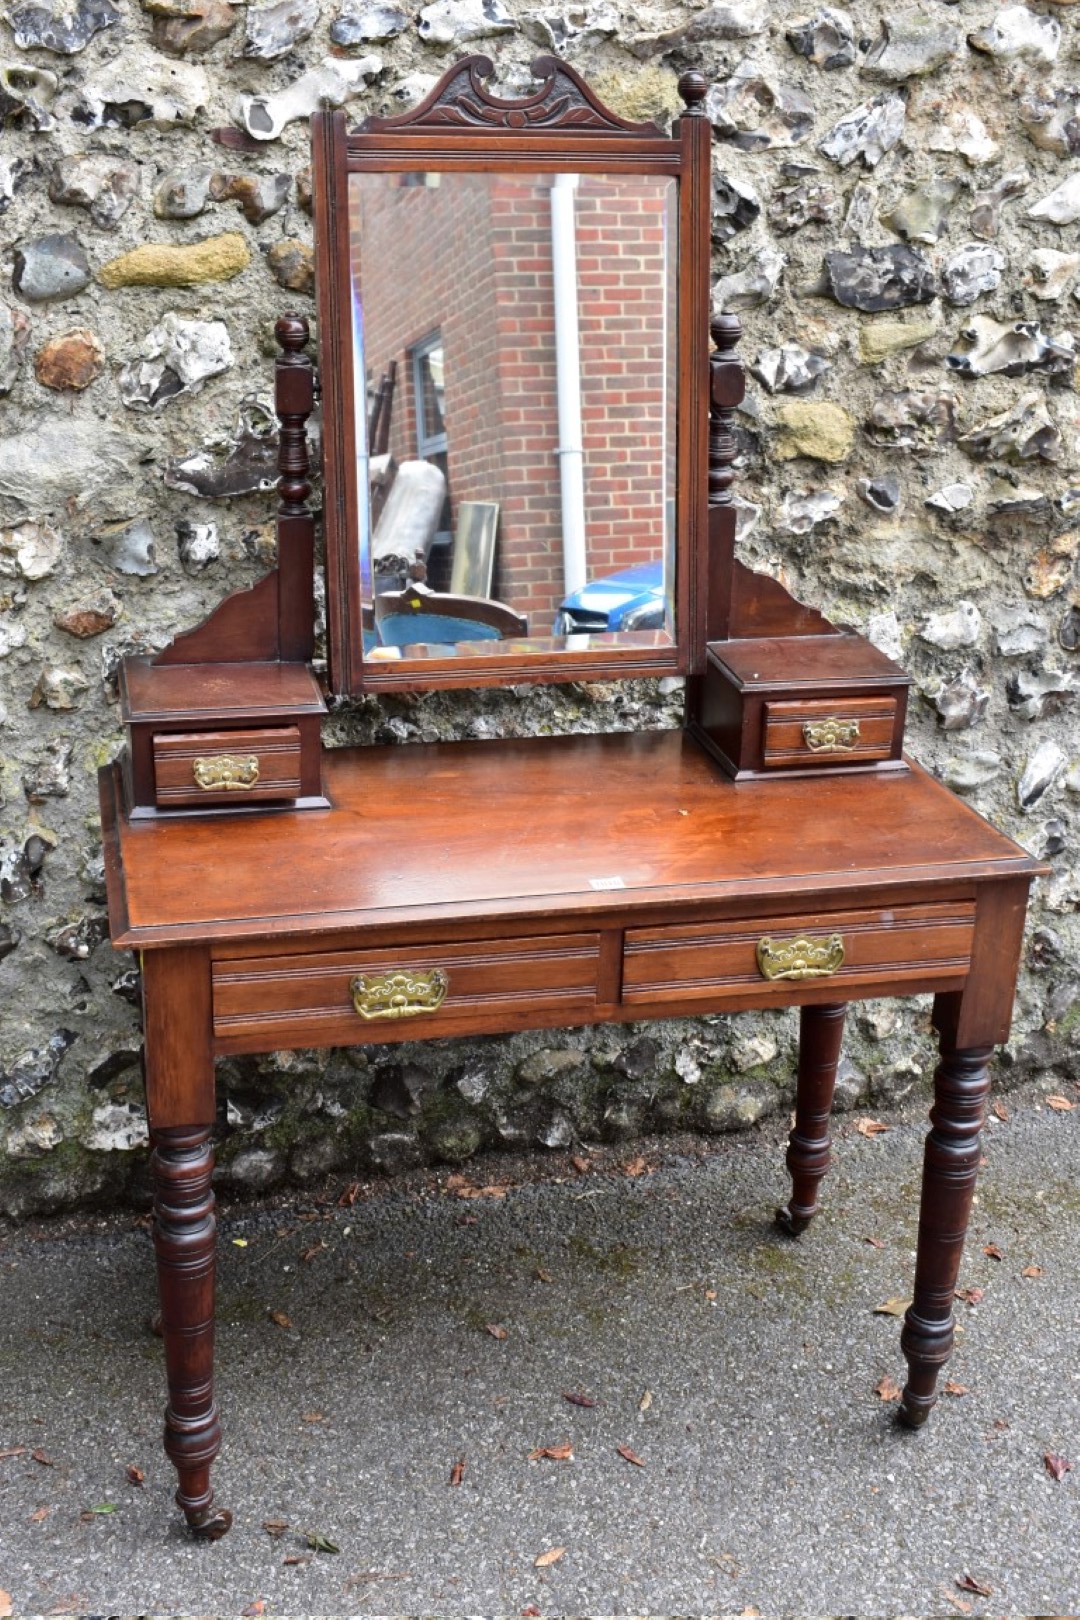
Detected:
[623,901,974,1006]
[762,697,897,769]
[153,726,302,807]
[213,932,601,1043]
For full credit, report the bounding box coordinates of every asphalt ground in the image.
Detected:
[0,1089,1077,1619]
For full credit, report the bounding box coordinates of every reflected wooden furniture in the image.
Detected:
[98,55,1043,1541]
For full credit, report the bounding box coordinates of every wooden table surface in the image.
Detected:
[102,731,1040,948]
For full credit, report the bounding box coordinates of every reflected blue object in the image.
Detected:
[377,613,504,648]
[554,561,665,635]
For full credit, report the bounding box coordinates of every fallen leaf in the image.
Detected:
[1021,1264,1044,1279]
[982,1244,1004,1261]
[456,1183,508,1200]
[338,1182,360,1206]
[30,1507,50,1522]
[485,1323,508,1341]
[522,1608,542,1617]
[263,1519,289,1537]
[991,1101,1009,1122]
[956,1286,985,1306]
[305,1531,340,1554]
[639,1390,653,1412]
[301,1412,324,1424]
[1046,1094,1075,1111]
[856,1118,891,1137]
[704,1288,717,1301]
[242,1602,267,1617]
[956,1574,992,1598]
[528,1443,573,1461]
[571,1155,590,1174]
[942,1591,973,1615]
[126,1464,145,1486]
[82,1503,119,1517]
[944,1380,969,1397]
[562,1391,596,1408]
[449,1459,465,1487]
[624,1156,647,1177]
[0,1448,27,1460]
[873,1296,910,1317]
[534,1546,565,1568]
[616,1443,646,1467]
[1044,1451,1073,1481]
[874,1376,902,1402]
[300,1242,327,1264]
[0,1592,11,1619]
[535,1268,554,1284]
[283,1554,311,1567]
[863,1236,886,1249]
[31,1449,54,1467]
[232,1237,249,1248]
[268,1309,293,1330]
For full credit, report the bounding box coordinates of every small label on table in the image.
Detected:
[589,876,625,890]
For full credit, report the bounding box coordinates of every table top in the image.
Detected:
[102,731,1041,949]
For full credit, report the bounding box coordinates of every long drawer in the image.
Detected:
[213,932,602,1044]
[622,901,975,1006]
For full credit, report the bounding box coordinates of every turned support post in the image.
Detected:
[275,312,315,664]
[777,1002,847,1236]
[899,1029,992,1429]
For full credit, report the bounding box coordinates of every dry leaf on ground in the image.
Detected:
[982,1244,1004,1261]
[242,1602,267,1617]
[942,1591,973,1615]
[1044,1451,1073,1481]
[485,1323,508,1340]
[562,1391,596,1407]
[0,1449,26,1460]
[991,1101,1009,1121]
[1022,1264,1044,1279]
[126,1464,145,1486]
[283,1554,311,1567]
[956,1573,992,1597]
[571,1155,590,1174]
[449,1459,465,1486]
[873,1296,909,1317]
[944,1380,969,1397]
[535,1546,565,1568]
[639,1390,653,1412]
[31,1450,54,1466]
[624,1156,647,1177]
[863,1236,886,1249]
[267,1309,293,1330]
[874,1375,902,1402]
[529,1443,573,1461]
[262,1519,289,1537]
[338,1182,360,1206]
[1046,1094,1075,1111]
[0,1591,11,1619]
[856,1118,891,1137]
[616,1443,646,1467]
[956,1286,984,1305]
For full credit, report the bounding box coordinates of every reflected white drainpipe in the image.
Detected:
[550,172,587,598]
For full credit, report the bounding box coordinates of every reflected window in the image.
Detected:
[412,333,451,548]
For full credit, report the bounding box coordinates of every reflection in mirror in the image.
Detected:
[349,170,678,663]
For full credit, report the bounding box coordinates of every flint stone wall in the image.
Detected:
[2,0,1078,1216]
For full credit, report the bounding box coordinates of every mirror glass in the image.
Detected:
[348,169,678,664]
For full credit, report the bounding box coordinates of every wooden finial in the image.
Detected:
[678,70,708,113]
[710,312,742,354]
[275,313,310,356]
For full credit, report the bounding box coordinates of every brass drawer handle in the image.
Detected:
[757,933,845,981]
[802,717,860,753]
[192,753,260,791]
[350,967,449,1021]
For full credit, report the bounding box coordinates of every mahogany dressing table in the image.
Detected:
[99,57,1043,1540]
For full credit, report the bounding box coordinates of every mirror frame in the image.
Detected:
[313,54,712,695]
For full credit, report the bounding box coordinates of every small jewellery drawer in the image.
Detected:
[622,901,975,1007]
[762,697,898,769]
[213,932,601,1045]
[153,727,302,807]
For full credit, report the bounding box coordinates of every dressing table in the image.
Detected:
[99,56,1043,1540]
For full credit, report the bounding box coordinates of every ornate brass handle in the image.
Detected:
[350,967,449,1021]
[756,933,845,982]
[802,717,860,753]
[192,753,260,791]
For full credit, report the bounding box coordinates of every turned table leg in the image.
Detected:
[151,1124,231,1539]
[899,1030,992,1429]
[142,947,231,1539]
[776,1002,847,1236]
